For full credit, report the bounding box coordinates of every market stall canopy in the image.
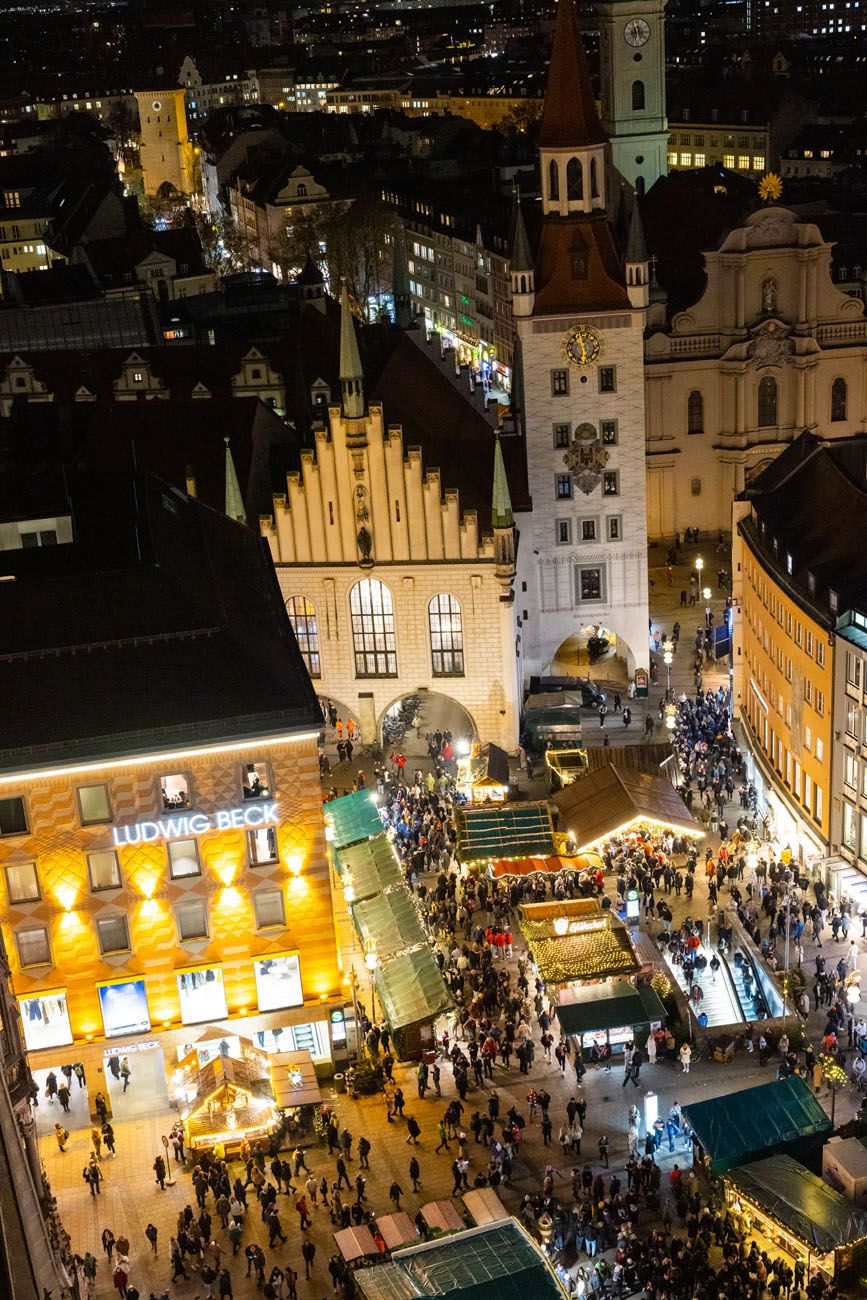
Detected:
[556,981,666,1036]
[584,744,676,776]
[464,743,511,791]
[518,899,640,984]
[269,1050,322,1109]
[726,1154,867,1255]
[334,1224,380,1262]
[354,1220,568,1300]
[375,947,453,1032]
[376,1212,419,1251]
[326,790,383,850]
[333,834,403,900]
[490,854,600,879]
[420,1200,466,1234]
[455,801,555,865]
[462,1188,510,1226]
[352,890,426,959]
[682,1076,831,1174]
[553,763,700,851]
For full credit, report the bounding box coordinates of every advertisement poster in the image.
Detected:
[18,992,73,1050]
[253,953,303,1012]
[98,980,151,1038]
[177,966,228,1025]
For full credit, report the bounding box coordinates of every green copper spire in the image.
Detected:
[224,436,247,525]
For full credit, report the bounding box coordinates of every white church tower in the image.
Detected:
[513,0,650,682]
[597,0,669,194]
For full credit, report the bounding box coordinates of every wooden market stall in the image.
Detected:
[420,1199,466,1236]
[462,1188,510,1227]
[269,1049,322,1147]
[334,1225,380,1265]
[456,743,511,803]
[376,1212,419,1251]
[181,1052,278,1156]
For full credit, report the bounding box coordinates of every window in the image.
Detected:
[804,724,812,750]
[816,641,825,668]
[581,519,597,541]
[175,900,209,943]
[803,771,812,810]
[5,862,39,903]
[847,652,862,689]
[601,420,618,444]
[551,369,569,395]
[555,473,573,499]
[816,737,824,762]
[548,158,559,202]
[694,152,705,167]
[285,596,320,677]
[603,471,619,496]
[553,423,571,448]
[806,630,814,656]
[566,157,583,200]
[831,377,847,422]
[843,801,856,850]
[97,914,131,956]
[845,753,858,789]
[738,155,750,170]
[248,827,279,866]
[607,515,622,541]
[160,774,190,811]
[805,681,813,707]
[575,566,604,603]
[687,390,704,434]
[590,157,599,198]
[168,838,200,879]
[16,927,50,968]
[632,80,645,111]
[598,366,616,393]
[429,594,464,676]
[758,376,777,427]
[254,889,286,930]
[87,850,121,892]
[816,689,825,715]
[556,520,572,545]
[77,784,111,825]
[754,155,766,171]
[723,153,735,168]
[242,760,271,800]
[0,796,28,837]
[350,578,397,677]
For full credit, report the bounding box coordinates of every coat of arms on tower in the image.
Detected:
[564,422,609,495]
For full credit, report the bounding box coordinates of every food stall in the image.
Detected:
[552,763,701,855]
[455,801,555,872]
[376,1212,419,1251]
[334,1225,380,1265]
[456,743,511,803]
[517,899,641,989]
[462,1188,510,1227]
[555,979,667,1058]
[544,748,589,793]
[269,1050,322,1147]
[181,1052,279,1156]
[420,1199,466,1237]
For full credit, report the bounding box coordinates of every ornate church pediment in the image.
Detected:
[747,318,793,369]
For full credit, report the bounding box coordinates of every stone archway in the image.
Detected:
[549,622,635,689]
[378,691,478,760]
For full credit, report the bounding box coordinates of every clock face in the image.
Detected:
[624,17,651,46]
[562,324,602,369]
[152,99,162,111]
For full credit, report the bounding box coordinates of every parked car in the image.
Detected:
[528,676,607,708]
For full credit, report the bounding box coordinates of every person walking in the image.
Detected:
[218,1268,233,1300]
[57,1083,71,1113]
[73,1062,86,1089]
[405,1115,421,1144]
[301,1240,316,1280]
[679,1042,692,1074]
[389,1180,403,1210]
[91,1126,103,1160]
[102,1122,116,1158]
[119,1058,131,1092]
[358,1135,371,1169]
[409,1156,421,1192]
[84,1158,102,1196]
[101,1228,115,1261]
[153,1154,167,1189]
[112,1261,128,1299]
[145,1223,158,1255]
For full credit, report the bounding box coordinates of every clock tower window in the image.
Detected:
[566,158,584,200]
[590,158,600,199]
[632,80,645,111]
[548,160,560,202]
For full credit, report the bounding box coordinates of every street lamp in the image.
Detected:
[662,637,674,700]
[702,587,712,602]
[695,556,704,576]
[665,702,677,731]
[364,940,379,1021]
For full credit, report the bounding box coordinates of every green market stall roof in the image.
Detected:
[725,1154,867,1256]
[351,890,427,959]
[375,947,453,1033]
[553,763,701,852]
[455,801,554,864]
[517,899,640,984]
[354,1220,568,1300]
[682,1076,831,1174]
[333,834,403,901]
[325,790,383,850]
[556,981,667,1037]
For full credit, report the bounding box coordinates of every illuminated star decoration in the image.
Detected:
[759,173,783,204]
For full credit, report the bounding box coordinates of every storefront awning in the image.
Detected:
[455,801,554,864]
[490,853,601,878]
[352,890,426,958]
[555,981,666,1037]
[553,763,700,852]
[326,790,384,850]
[682,1076,831,1174]
[725,1154,867,1254]
[375,948,453,1032]
[334,833,403,900]
[269,1050,322,1109]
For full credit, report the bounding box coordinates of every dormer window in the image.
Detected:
[786,552,793,574]
[829,589,839,613]
[807,572,816,596]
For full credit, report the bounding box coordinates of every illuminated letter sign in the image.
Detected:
[112,802,278,846]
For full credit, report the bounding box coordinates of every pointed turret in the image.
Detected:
[625,195,650,309]
[510,191,535,319]
[391,226,412,329]
[298,254,325,313]
[539,0,609,217]
[224,436,247,525]
[491,435,516,599]
[339,278,365,419]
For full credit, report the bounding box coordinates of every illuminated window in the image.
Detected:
[738,155,750,170]
[680,151,692,167]
[754,155,766,171]
[5,862,39,903]
[248,827,279,865]
[160,773,190,811]
[242,760,271,800]
[87,851,121,892]
[723,153,735,168]
[694,152,705,167]
[168,838,200,879]
[77,784,112,825]
[285,596,320,677]
[429,594,464,676]
[350,578,397,677]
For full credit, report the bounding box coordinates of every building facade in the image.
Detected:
[513,0,651,680]
[598,0,669,194]
[134,87,196,197]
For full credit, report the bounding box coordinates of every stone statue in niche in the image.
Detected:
[762,277,777,314]
[357,526,373,565]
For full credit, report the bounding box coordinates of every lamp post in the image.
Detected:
[364,940,379,1022]
[665,702,677,733]
[821,1056,847,1129]
[662,638,674,701]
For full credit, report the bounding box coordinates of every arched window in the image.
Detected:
[566,157,583,200]
[590,157,599,199]
[285,596,320,678]
[831,376,847,422]
[758,376,778,428]
[297,183,307,197]
[632,80,645,111]
[548,159,559,202]
[350,578,397,677]
[687,390,704,434]
[429,594,464,677]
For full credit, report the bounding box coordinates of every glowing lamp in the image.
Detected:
[663,651,673,666]
[456,739,471,757]
[364,941,378,972]
[287,854,303,876]
[666,714,676,730]
[324,825,335,842]
[702,587,712,601]
[343,883,356,903]
[696,557,704,573]
[86,1033,94,1041]
[553,917,569,936]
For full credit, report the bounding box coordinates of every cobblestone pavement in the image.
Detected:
[42,536,867,1298]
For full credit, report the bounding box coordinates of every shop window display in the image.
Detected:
[18,991,72,1050]
[177,966,227,1025]
[98,979,151,1038]
[253,953,303,1011]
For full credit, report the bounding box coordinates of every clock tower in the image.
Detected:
[512,0,649,684]
[597,0,668,194]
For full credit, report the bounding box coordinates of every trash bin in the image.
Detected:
[334,1072,346,1094]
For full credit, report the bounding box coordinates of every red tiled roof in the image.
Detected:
[533,216,630,315]
[539,0,607,150]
